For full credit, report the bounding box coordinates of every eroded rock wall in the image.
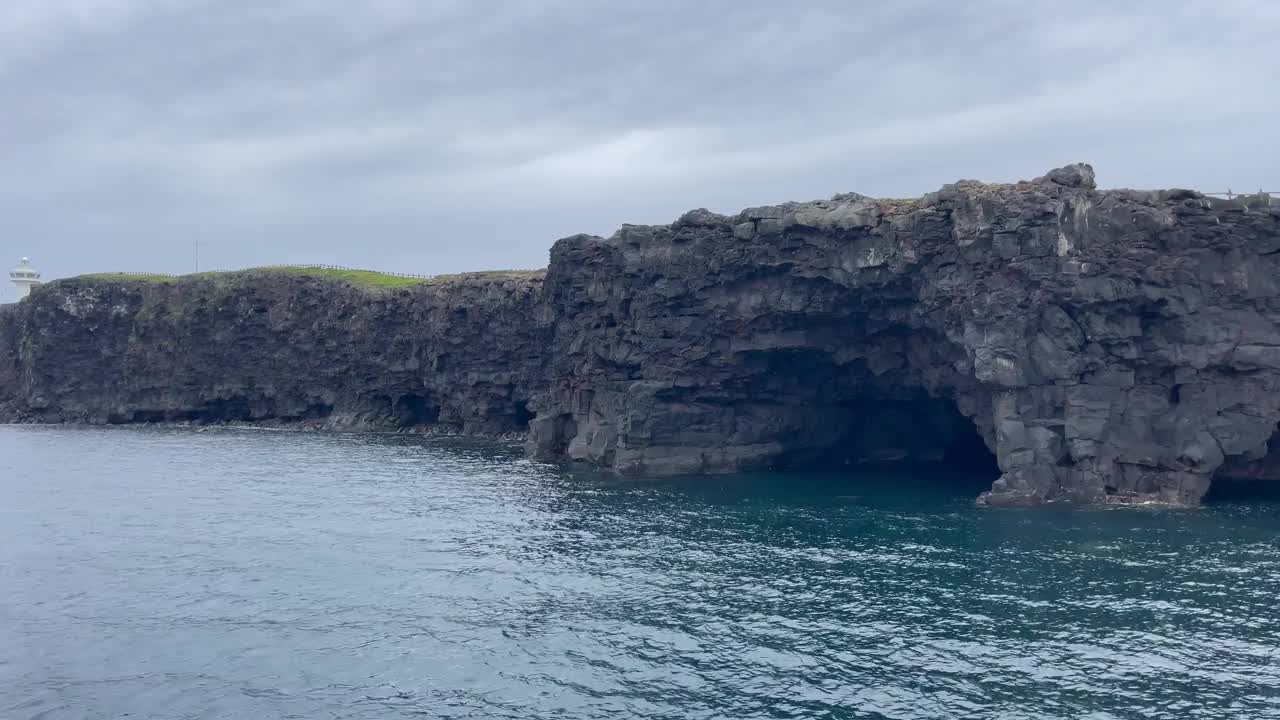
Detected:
[0,272,548,434]
[527,166,1280,505]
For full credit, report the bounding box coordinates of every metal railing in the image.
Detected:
[254,264,435,279]
[1202,190,1277,204]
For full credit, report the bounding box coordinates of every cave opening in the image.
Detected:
[770,394,998,477]
[939,413,1002,477]
[739,346,999,481]
[513,400,535,428]
[195,396,253,423]
[393,393,440,427]
[1206,423,1280,503]
[1203,476,1280,503]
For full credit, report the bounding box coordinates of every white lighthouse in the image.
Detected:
[9,257,42,300]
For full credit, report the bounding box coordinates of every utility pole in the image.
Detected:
[194,238,200,273]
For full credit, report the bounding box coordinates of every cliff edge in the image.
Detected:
[5,166,1280,506]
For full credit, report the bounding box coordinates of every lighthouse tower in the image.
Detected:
[9,257,42,300]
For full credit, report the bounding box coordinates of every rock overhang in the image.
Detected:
[532,164,1280,506]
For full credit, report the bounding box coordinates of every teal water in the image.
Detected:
[2,426,1279,719]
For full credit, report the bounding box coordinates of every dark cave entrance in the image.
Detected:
[393,393,440,427]
[770,394,999,477]
[739,346,999,480]
[194,396,254,423]
[1203,476,1280,503]
[513,400,535,429]
[1206,423,1280,503]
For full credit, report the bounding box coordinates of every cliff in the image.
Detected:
[4,166,1280,506]
[0,270,548,434]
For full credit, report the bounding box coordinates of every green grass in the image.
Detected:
[254,266,430,288]
[79,273,178,283]
[254,266,543,288]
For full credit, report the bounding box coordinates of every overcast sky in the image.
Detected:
[2,1,1277,294]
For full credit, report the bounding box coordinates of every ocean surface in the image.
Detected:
[2,427,1280,719]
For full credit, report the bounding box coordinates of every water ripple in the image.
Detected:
[3,426,1280,718]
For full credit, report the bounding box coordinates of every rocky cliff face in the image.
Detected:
[0,271,548,434]
[5,166,1280,505]
[526,165,1280,506]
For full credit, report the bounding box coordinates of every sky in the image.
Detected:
[2,0,1277,294]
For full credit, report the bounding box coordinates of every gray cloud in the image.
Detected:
[2,0,1277,291]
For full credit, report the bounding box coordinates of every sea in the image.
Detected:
[2,425,1279,719]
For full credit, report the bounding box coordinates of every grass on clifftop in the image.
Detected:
[256,266,430,288]
[75,267,543,290]
[254,267,543,288]
[79,273,179,283]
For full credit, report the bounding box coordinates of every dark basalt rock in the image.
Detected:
[4,165,1280,506]
[525,164,1280,506]
[0,271,549,435]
